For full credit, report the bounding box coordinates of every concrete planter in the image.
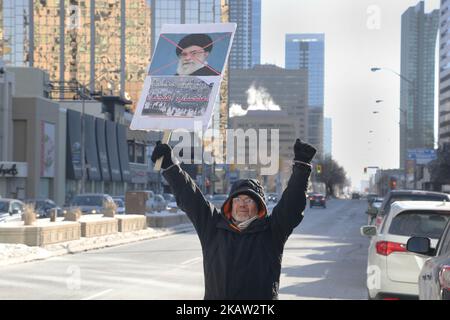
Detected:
[0,220,81,246]
[146,213,191,228]
[79,215,118,238]
[116,215,147,232]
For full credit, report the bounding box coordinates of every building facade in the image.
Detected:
[439,0,450,144]
[400,1,439,166]
[0,67,153,205]
[0,0,151,111]
[229,64,309,142]
[229,110,296,192]
[228,0,260,69]
[285,33,324,158]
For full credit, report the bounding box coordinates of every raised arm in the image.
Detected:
[271,139,316,243]
[151,142,217,239]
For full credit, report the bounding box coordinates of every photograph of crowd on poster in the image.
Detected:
[141,77,213,117]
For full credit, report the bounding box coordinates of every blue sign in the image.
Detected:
[407,149,437,165]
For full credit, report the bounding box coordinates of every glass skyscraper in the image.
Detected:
[285,33,325,158]
[228,0,260,69]
[0,0,151,111]
[150,0,222,53]
[285,33,324,109]
[440,0,450,145]
[400,1,439,167]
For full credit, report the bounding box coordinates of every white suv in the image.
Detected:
[361,201,450,300]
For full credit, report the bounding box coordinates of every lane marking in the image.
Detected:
[81,289,113,300]
[181,257,202,266]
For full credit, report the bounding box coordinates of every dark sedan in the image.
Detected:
[309,193,326,208]
[407,219,450,300]
[24,198,63,218]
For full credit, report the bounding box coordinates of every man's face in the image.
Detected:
[231,194,258,223]
[177,45,209,75]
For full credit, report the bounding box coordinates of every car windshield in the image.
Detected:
[28,200,46,210]
[71,196,104,206]
[388,210,450,239]
[0,201,9,212]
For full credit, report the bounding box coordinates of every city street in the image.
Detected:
[0,199,369,300]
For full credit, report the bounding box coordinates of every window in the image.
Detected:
[135,144,145,164]
[389,211,450,239]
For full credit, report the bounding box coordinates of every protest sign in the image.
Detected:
[130,23,236,132]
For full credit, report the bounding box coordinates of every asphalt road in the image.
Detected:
[0,199,370,300]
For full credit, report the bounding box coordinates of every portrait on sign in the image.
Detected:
[148,32,232,77]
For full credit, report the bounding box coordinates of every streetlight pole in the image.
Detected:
[374,99,409,189]
[371,67,416,189]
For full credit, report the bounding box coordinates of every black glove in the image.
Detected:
[151,141,174,169]
[294,139,316,164]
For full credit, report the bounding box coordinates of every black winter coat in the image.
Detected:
[162,164,311,300]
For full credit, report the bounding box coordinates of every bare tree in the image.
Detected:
[315,156,347,197]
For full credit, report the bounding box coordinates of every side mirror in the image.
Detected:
[360,225,377,237]
[406,237,432,255]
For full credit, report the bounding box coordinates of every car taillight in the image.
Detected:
[376,241,407,256]
[439,266,450,290]
[310,197,315,201]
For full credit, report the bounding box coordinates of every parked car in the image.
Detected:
[407,219,450,300]
[24,198,63,218]
[113,198,126,214]
[166,201,179,213]
[209,194,228,209]
[162,193,175,203]
[146,194,166,212]
[372,190,450,229]
[112,196,125,203]
[366,197,384,225]
[0,199,25,223]
[267,193,279,203]
[66,193,115,215]
[361,201,450,300]
[351,192,361,200]
[309,193,326,208]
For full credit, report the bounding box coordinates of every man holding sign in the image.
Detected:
[151,138,316,300]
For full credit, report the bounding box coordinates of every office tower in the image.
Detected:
[229,64,309,141]
[228,0,260,69]
[285,33,324,158]
[0,0,151,110]
[439,0,450,145]
[400,1,439,166]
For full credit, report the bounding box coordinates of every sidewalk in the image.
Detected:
[0,223,194,267]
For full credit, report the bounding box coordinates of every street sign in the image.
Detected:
[407,149,437,165]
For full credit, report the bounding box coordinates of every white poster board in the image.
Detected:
[130,23,236,132]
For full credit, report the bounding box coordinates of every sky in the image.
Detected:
[260,0,441,191]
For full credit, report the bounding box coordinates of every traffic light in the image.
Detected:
[316,164,322,174]
[389,177,397,190]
